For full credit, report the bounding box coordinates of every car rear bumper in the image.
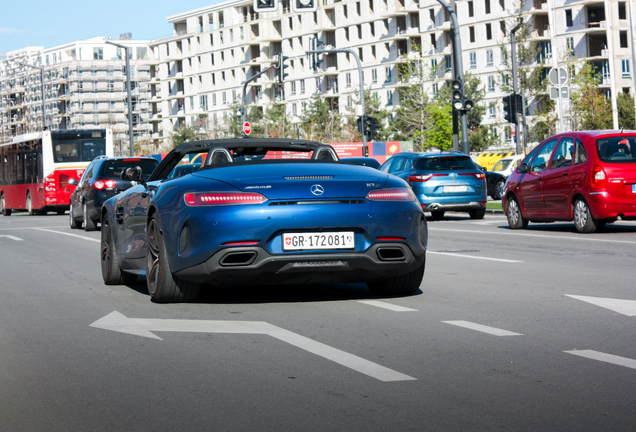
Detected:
[174,243,426,286]
[420,201,486,212]
[588,192,636,219]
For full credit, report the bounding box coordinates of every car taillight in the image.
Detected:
[184,192,268,206]
[366,188,416,201]
[459,172,485,180]
[93,179,117,190]
[591,165,606,188]
[408,174,447,182]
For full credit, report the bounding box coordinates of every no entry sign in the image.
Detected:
[243,122,251,135]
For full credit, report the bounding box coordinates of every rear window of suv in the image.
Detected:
[414,156,477,171]
[99,159,158,179]
[596,137,636,163]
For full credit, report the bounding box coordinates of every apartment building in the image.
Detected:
[148,0,635,147]
[0,36,152,152]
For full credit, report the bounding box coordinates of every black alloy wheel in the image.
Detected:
[101,213,136,285]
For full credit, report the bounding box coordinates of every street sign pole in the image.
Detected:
[511,19,523,154]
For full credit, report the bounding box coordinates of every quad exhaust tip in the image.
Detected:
[219,251,258,266]
[376,247,406,261]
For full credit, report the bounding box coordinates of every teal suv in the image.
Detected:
[380,151,487,220]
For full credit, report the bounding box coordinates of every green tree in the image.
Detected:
[300,94,342,142]
[617,92,635,130]
[570,62,612,130]
[423,103,453,150]
[171,124,197,147]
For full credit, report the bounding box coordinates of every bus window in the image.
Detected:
[54,142,81,162]
[81,139,106,161]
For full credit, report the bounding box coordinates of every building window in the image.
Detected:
[621,31,629,48]
[200,95,208,110]
[619,2,627,20]
[486,23,492,40]
[566,37,575,53]
[489,105,496,118]
[292,103,297,115]
[500,20,506,36]
[468,1,474,17]
[486,49,493,67]
[93,47,103,60]
[469,26,475,43]
[212,94,217,106]
[385,66,392,82]
[371,69,378,83]
[487,75,495,92]
[346,72,352,87]
[470,52,477,69]
[622,59,631,78]
[432,83,439,96]
[386,90,393,105]
[499,0,504,10]
[291,81,297,96]
[300,79,305,94]
[566,9,573,27]
[485,0,491,14]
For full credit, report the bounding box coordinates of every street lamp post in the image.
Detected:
[18,63,46,131]
[105,40,134,156]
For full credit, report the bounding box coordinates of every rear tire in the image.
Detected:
[367,259,425,296]
[146,214,200,303]
[26,192,35,216]
[101,213,136,285]
[429,210,445,220]
[506,196,528,229]
[1,194,11,216]
[83,203,97,231]
[573,198,598,233]
[493,179,505,200]
[469,208,486,219]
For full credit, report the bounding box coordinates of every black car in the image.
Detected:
[69,156,159,231]
[478,165,507,200]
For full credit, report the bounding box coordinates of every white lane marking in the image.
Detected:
[91,311,416,382]
[564,350,636,370]
[428,251,522,263]
[442,320,523,336]
[429,227,636,245]
[35,228,100,243]
[358,300,418,312]
[566,295,636,316]
[0,235,22,241]
[0,226,68,231]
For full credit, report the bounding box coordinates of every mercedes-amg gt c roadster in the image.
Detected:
[100,139,427,303]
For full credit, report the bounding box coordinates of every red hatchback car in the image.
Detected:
[503,131,636,233]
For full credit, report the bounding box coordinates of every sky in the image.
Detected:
[1,0,223,54]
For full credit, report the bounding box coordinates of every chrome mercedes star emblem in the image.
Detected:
[310,184,324,196]
[450,173,457,179]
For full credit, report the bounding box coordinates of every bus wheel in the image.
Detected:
[1,195,11,217]
[26,193,36,216]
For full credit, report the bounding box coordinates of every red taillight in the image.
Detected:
[409,174,447,182]
[221,240,260,246]
[93,179,116,190]
[591,165,606,188]
[459,172,485,180]
[184,192,268,206]
[44,175,56,191]
[366,188,416,201]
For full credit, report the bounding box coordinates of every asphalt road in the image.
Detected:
[1,212,636,431]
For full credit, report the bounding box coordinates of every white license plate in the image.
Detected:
[443,185,467,193]
[282,232,355,251]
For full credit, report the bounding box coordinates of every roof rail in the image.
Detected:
[92,155,109,161]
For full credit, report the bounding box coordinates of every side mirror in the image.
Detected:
[518,163,528,174]
[122,166,144,183]
[67,178,78,186]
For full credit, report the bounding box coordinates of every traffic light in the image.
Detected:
[254,0,279,13]
[369,117,379,139]
[292,0,318,13]
[503,94,518,123]
[451,79,464,111]
[359,116,379,139]
[277,52,289,83]
[514,93,523,117]
[357,116,364,134]
[310,37,325,70]
[451,79,474,111]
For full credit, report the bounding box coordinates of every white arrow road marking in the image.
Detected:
[428,251,522,263]
[566,295,636,316]
[358,300,418,312]
[90,311,416,382]
[565,350,636,370]
[0,235,22,241]
[442,320,523,336]
[36,228,100,243]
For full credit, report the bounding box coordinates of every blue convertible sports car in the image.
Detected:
[101,139,427,303]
